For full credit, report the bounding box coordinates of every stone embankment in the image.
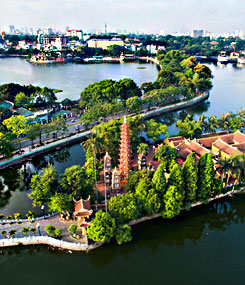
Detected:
[0,130,90,170]
[0,188,243,252]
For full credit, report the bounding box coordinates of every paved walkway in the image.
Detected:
[0,214,87,244]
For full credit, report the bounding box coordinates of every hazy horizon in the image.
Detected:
[1,0,244,34]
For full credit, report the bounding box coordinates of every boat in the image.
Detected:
[120,53,136,62]
[237,57,245,64]
[218,51,228,64]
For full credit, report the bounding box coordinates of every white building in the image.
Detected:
[67,30,83,41]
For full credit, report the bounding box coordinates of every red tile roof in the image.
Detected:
[213,138,238,155]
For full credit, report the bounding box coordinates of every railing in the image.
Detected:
[0,212,58,225]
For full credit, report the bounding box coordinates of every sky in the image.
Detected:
[1,0,244,34]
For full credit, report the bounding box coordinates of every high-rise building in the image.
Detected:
[192,30,204,38]
[9,25,15,34]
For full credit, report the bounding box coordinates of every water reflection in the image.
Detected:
[87,194,245,268]
[0,144,85,214]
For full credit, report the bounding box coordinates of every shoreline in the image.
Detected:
[0,187,243,252]
[0,92,209,171]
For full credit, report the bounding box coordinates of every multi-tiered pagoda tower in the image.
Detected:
[118,116,132,179]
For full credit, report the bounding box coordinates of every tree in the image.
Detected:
[54,228,62,238]
[61,165,93,199]
[168,163,184,195]
[45,225,56,235]
[176,114,202,139]
[194,64,213,79]
[153,145,179,172]
[231,155,245,184]
[218,158,233,187]
[182,152,198,202]
[125,169,154,193]
[126,96,142,113]
[197,153,215,200]
[21,227,30,235]
[115,225,132,245]
[14,92,31,107]
[137,143,149,156]
[13,213,21,222]
[87,210,116,243]
[30,227,36,235]
[1,230,7,237]
[29,164,59,207]
[48,193,73,214]
[0,132,13,158]
[152,164,167,198]
[6,215,12,222]
[68,224,77,236]
[162,185,183,219]
[147,119,168,144]
[9,229,17,237]
[108,193,139,224]
[205,115,219,133]
[26,211,34,222]
[3,115,28,150]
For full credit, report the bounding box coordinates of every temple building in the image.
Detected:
[73,197,93,236]
[104,152,112,171]
[111,167,121,191]
[118,116,132,178]
[164,130,245,165]
[138,153,147,170]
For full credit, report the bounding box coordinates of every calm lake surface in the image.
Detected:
[0,59,244,284]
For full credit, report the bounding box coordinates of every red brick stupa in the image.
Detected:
[119,116,132,178]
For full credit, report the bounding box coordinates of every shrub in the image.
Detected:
[45,224,56,235]
[68,224,77,235]
[54,228,62,238]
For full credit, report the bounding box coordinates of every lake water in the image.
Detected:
[0,59,244,284]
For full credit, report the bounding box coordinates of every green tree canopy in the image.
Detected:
[87,210,116,242]
[162,185,184,219]
[29,164,59,207]
[182,152,198,202]
[108,193,139,224]
[61,165,93,200]
[48,193,73,214]
[115,225,132,245]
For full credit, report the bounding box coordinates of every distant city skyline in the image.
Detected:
[1,0,245,34]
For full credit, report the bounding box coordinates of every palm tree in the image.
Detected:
[0,214,4,221]
[219,112,230,131]
[205,115,219,133]
[231,155,245,185]
[198,114,207,132]
[218,158,233,187]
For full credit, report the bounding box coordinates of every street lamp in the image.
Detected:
[104,175,108,213]
[41,205,45,219]
[36,223,41,236]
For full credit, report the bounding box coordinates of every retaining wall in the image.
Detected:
[143,93,209,119]
[0,130,90,170]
